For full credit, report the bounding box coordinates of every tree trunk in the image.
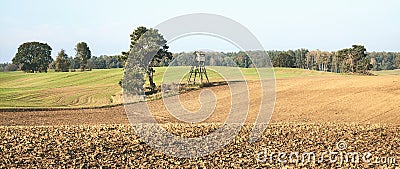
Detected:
[147,67,156,91]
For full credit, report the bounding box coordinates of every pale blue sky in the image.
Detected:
[1,0,399,63]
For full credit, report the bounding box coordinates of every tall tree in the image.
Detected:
[286,50,296,68]
[121,26,172,91]
[12,41,53,73]
[75,42,92,71]
[351,45,368,73]
[120,26,149,65]
[319,51,331,72]
[305,51,316,70]
[337,48,352,73]
[55,49,70,72]
[332,51,345,73]
[337,45,369,73]
[294,48,309,69]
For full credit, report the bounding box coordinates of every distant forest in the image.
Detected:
[0,55,123,72]
[170,46,400,74]
[2,47,399,73]
[3,26,399,74]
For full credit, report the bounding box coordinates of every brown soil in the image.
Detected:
[1,75,399,126]
[2,75,400,168]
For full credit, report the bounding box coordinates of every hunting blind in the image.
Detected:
[187,51,209,84]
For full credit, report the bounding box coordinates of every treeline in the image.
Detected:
[267,46,400,73]
[5,41,400,73]
[169,45,400,74]
[50,42,122,71]
[49,54,123,72]
[2,55,123,72]
[170,51,271,68]
[368,52,400,71]
[8,41,123,73]
[0,63,19,72]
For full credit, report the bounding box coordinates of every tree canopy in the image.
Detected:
[55,49,70,72]
[75,42,92,71]
[121,26,172,91]
[12,42,53,73]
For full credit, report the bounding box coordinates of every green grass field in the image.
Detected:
[0,69,123,108]
[372,69,400,76]
[0,67,338,108]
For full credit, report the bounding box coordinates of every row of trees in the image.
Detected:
[7,30,400,74]
[268,46,400,74]
[0,63,19,72]
[24,46,400,74]
[7,43,400,74]
[49,42,94,72]
[169,47,400,74]
[50,51,123,72]
[3,54,123,72]
[170,51,270,68]
[268,45,370,73]
[369,52,400,71]
[10,41,124,73]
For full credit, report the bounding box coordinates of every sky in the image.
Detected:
[0,0,399,63]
